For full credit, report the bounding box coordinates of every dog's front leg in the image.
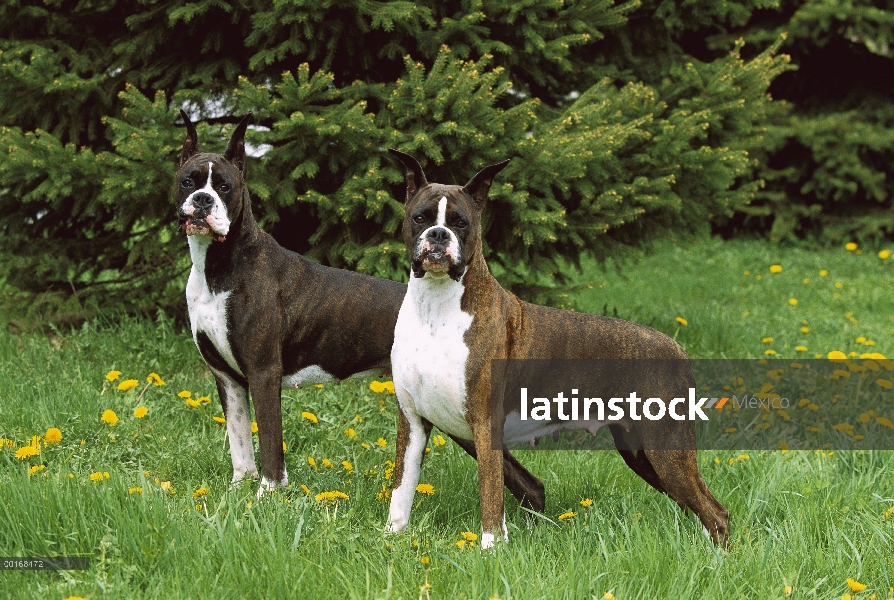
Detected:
[472,419,507,549]
[214,372,258,483]
[387,394,429,533]
[246,365,287,495]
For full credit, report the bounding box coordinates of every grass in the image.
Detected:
[1,236,893,599]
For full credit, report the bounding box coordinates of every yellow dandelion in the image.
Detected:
[827,351,847,360]
[769,264,782,273]
[744,270,750,275]
[185,398,200,407]
[580,498,593,507]
[212,415,226,423]
[301,411,318,424]
[784,585,793,596]
[845,242,857,251]
[342,460,354,473]
[301,484,310,495]
[421,556,430,566]
[369,381,386,393]
[28,464,45,475]
[159,480,173,493]
[313,383,324,389]
[725,427,737,434]
[89,471,105,481]
[251,421,258,433]
[876,417,894,429]
[879,250,891,259]
[456,540,468,549]
[377,437,387,448]
[835,282,843,289]
[557,511,576,520]
[433,434,446,446]
[117,379,138,391]
[803,278,810,284]
[322,458,334,468]
[846,578,867,593]
[101,409,118,426]
[128,487,142,494]
[177,390,191,398]
[676,317,688,326]
[416,483,435,495]
[762,337,773,343]
[198,396,211,404]
[361,442,371,449]
[461,531,478,541]
[134,406,148,418]
[307,456,317,469]
[44,427,62,444]
[795,345,807,352]
[283,440,287,451]
[193,487,209,499]
[105,370,121,381]
[344,427,357,438]
[819,269,828,276]
[876,379,893,389]
[604,593,616,600]
[147,372,165,386]
[765,349,776,356]
[789,298,798,306]
[314,490,349,502]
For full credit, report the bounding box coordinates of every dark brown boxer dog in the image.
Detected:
[174,113,541,504]
[386,149,729,547]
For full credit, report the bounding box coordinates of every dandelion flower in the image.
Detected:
[301,484,310,495]
[762,337,773,343]
[322,458,333,469]
[28,464,45,475]
[835,282,843,289]
[879,250,891,259]
[827,351,847,360]
[178,390,191,398]
[344,427,357,438]
[769,264,782,273]
[604,593,616,600]
[44,427,62,444]
[764,349,777,356]
[193,487,209,499]
[251,421,258,433]
[416,483,435,495]
[342,460,354,473]
[134,406,148,418]
[456,540,468,549]
[198,396,211,404]
[147,372,164,386]
[432,435,446,446]
[117,379,138,391]
[301,411,318,424]
[307,456,317,469]
[558,511,576,520]
[676,317,688,326]
[725,427,737,434]
[101,409,118,426]
[314,490,348,502]
[369,381,386,393]
[819,269,828,276]
[461,531,478,541]
[795,345,807,352]
[876,417,894,429]
[377,437,387,448]
[89,471,105,481]
[420,556,430,566]
[282,441,287,451]
[846,578,867,593]
[212,415,226,424]
[185,398,200,407]
[105,370,121,381]
[160,481,173,493]
[845,242,857,251]
[789,298,798,306]
[876,379,893,389]
[580,498,593,507]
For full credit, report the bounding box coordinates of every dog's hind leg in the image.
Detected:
[609,425,667,495]
[449,436,546,513]
[641,447,730,546]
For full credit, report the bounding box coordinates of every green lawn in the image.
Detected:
[1,237,892,599]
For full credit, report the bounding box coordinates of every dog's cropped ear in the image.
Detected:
[224,113,253,177]
[179,109,199,167]
[388,149,428,203]
[462,159,510,212]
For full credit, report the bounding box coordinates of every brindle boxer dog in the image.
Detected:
[386,149,729,548]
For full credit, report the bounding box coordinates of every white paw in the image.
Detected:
[481,532,496,549]
[387,512,409,533]
[256,475,285,498]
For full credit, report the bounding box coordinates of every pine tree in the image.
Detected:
[0,0,790,327]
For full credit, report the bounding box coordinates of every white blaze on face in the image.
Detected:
[413,195,462,268]
[180,162,231,237]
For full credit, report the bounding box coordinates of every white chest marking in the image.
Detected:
[186,235,243,377]
[392,270,474,439]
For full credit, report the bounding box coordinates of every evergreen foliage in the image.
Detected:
[0,0,791,326]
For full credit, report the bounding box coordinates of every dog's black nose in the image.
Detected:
[426,227,450,244]
[192,192,214,212]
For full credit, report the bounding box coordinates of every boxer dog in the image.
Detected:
[386,149,729,547]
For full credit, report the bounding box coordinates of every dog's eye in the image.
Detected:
[218,184,230,193]
[180,179,193,188]
[455,219,467,229]
[412,215,425,224]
